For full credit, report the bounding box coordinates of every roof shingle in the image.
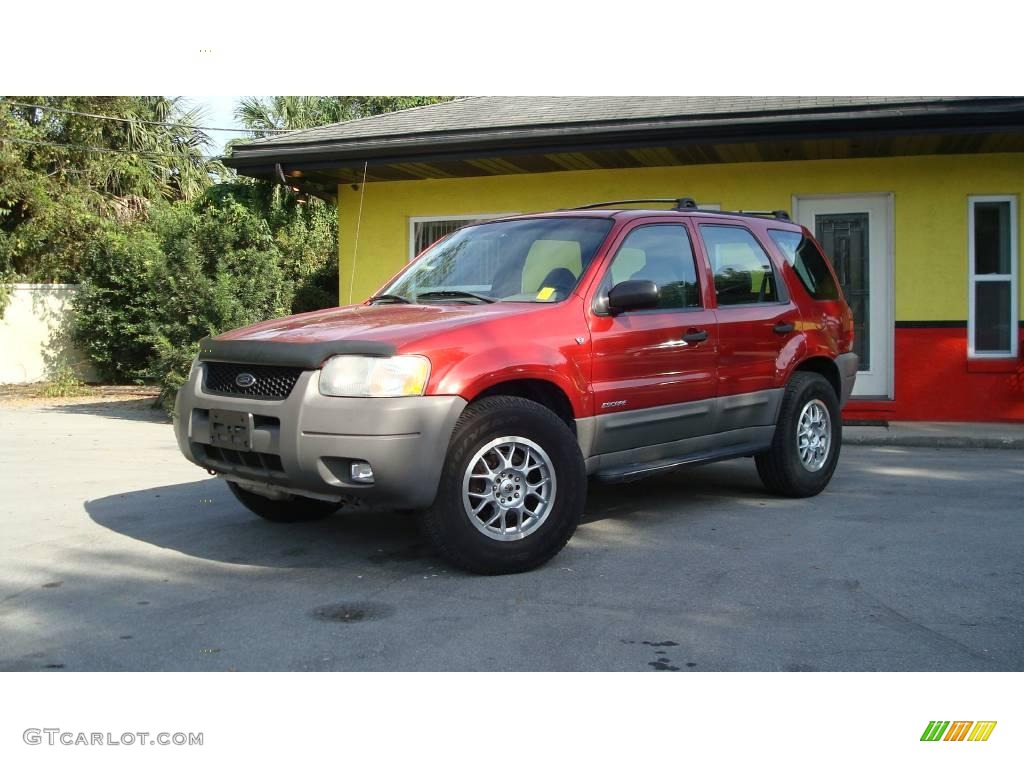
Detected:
[248,96,980,147]
[223,96,1024,176]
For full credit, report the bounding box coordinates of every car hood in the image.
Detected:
[215,302,542,349]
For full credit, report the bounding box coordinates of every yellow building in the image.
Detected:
[226,97,1024,421]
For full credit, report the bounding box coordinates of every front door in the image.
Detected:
[794,195,893,398]
[587,221,718,453]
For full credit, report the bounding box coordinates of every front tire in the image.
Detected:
[227,481,340,523]
[419,395,586,575]
[755,372,841,497]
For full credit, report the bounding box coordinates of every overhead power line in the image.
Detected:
[0,99,289,134]
[0,134,226,161]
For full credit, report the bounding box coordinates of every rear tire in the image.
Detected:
[418,395,586,575]
[755,372,841,497]
[227,481,340,523]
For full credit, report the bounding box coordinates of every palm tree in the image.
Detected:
[1,96,222,204]
[122,96,224,201]
[235,96,348,137]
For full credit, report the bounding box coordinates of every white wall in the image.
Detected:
[0,284,97,384]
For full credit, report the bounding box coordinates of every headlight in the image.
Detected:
[318,355,430,397]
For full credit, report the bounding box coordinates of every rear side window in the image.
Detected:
[699,225,781,306]
[768,229,840,301]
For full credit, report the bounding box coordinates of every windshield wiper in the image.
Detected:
[416,290,497,304]
[368,293,412,304]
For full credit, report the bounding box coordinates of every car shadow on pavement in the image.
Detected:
[84,477,437,571]
[84,459,773,570]
[45,398,169,423]
[581,459,773,525]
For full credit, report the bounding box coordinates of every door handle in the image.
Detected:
[773,321,795,335]
[682,328,709,344]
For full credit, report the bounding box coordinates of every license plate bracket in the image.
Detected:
[209,409,253,451]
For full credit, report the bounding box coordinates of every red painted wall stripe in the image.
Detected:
[843,326,1024,422]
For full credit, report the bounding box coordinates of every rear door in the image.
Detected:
[587,220,718,453]
[695,220,800,430]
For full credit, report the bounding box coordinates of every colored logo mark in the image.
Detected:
[921,721,997,742]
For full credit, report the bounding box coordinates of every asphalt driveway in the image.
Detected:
[1,401,1022,671]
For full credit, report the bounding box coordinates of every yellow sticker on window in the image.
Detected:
[536,286,556,301]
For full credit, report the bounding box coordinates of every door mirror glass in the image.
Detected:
[607,279,660,313]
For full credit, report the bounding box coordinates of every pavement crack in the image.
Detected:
[859,586,1000,667]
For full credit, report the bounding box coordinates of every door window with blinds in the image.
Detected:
[408,215,517,261]
[969,196,1018,358]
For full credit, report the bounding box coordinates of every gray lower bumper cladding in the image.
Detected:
[174,364,466,508]
[835,352,859,407]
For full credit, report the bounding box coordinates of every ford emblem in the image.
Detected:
[235,372,256,388]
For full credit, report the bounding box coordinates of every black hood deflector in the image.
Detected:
[197,337,396,369]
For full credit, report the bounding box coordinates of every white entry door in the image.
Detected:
[793,195,893,398]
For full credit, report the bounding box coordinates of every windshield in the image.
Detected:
[379,217,614,304]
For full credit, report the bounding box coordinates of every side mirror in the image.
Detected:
[607,279,660,313]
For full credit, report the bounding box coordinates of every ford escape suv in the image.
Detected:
[174,198,857,574]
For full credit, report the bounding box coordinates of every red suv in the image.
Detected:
[174,198,857,574]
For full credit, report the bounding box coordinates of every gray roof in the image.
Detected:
[249,96,976,147]
[224,96,1024,179]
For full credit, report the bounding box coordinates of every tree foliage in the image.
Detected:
[0,96,224,281]
[72,189,334,406]
[234,96,456,136]
[1,94,450,407]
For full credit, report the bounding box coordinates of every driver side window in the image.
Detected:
[605,224,702,309]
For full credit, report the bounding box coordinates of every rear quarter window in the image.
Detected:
[768,229,840,301]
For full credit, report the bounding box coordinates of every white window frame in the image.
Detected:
[407,213,518,261]
[968,195,1019,358]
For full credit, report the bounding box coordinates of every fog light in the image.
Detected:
[350,461,374,484]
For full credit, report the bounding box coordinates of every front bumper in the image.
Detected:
[174,363,466,507]
[835,352,859,407]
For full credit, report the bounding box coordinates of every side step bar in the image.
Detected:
[593,445,763,484]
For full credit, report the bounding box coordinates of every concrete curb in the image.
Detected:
[844,429,1024,450]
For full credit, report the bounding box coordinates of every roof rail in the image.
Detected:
[731,209,792,222]
[570,197,699,211]
[681,206,793,222]
[568,198,791,221]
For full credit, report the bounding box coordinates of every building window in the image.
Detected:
[968,196,1018,357]
[408,214,517,261]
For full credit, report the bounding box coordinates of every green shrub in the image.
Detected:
[199,181,338,313]
[41,363,89,398]
[150,336,198,414]
[291,254,339,314]
[0,269,13,320]
[71,182,338,412]
[72,222,162,382]
[147,200,293,410]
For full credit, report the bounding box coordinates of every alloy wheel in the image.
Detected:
[461,436,556,541]
[796,398,832,471]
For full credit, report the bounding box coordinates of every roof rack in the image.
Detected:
[724,209,792,222]
[570,197,700,211]
[569,197,791,221]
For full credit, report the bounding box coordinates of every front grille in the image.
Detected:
[203,362,303,400]
[195,443,285,474]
